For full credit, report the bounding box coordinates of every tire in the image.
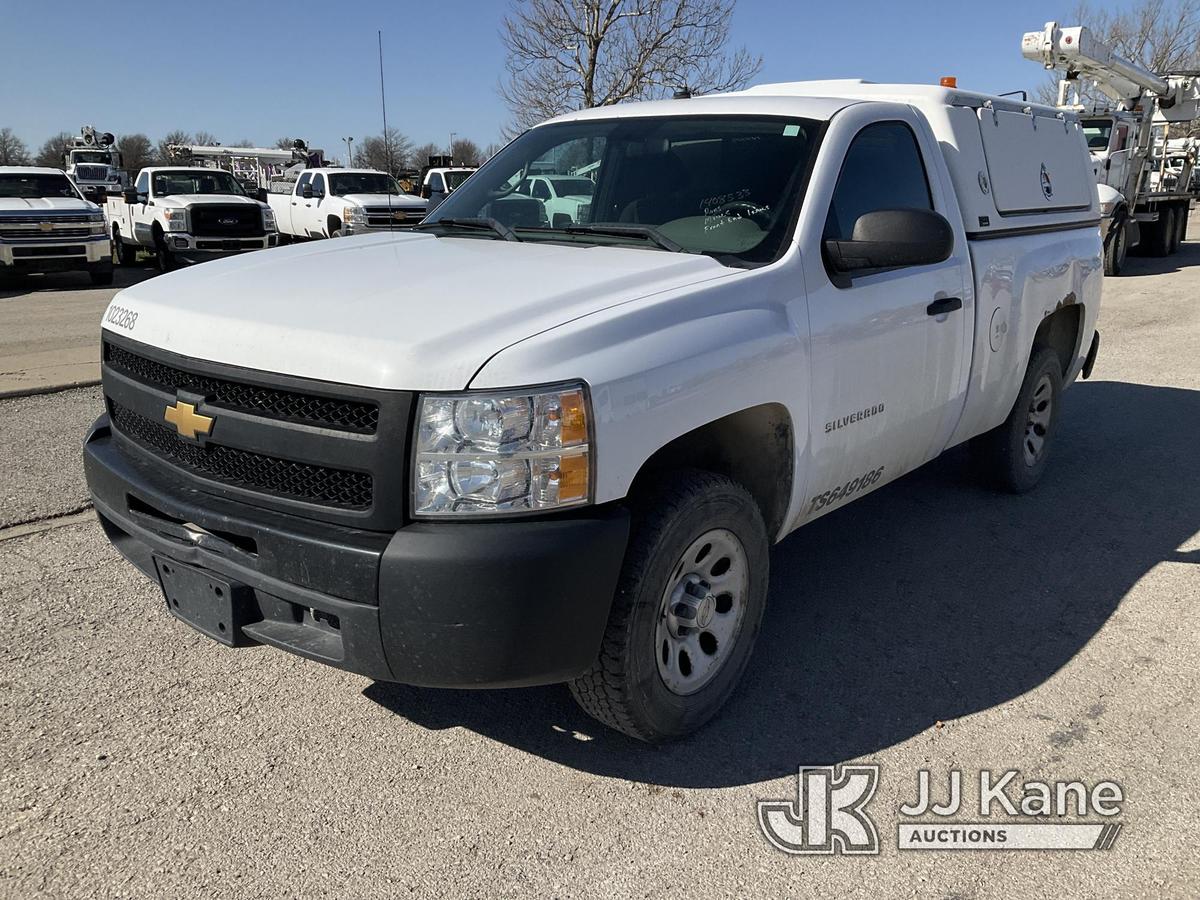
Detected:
[569,470,769,743]
[1103,216,1127,276]
[970,346,1064,494]
[89,267,114,286]
[113,229,138,267]
[1171,204,1186,253]
[154,233,177,273]
[1147,208,1174,257]
[329,228,343,238]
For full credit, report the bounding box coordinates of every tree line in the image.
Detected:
[0,128,497,172]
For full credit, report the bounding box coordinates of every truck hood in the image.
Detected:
[159,194,264,208]
[0,196,97,213]
[341,192,425,208]
[103,232,733,390]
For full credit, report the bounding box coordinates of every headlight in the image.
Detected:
[262,208,276,231]
[161,207,188,232]
[413,383,591,516]
[87,212,105,233]
[344,206,367,225]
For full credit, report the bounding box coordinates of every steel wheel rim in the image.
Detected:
[655,527,749,696]
[1023,374,1053,466]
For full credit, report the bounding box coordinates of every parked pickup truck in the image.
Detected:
[85,81,1102,742]
[107,167,278,272]
[0,167,112,286]
[265,168,427,239]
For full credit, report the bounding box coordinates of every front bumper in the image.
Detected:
[163,232,278,261]
[84,415,629,687]
[0,234,109,271]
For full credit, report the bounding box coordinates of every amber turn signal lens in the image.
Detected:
[556,453,589,502]
[559,389,588,446]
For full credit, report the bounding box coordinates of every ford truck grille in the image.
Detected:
[109,401,373,510]
[190,204,265,237]
[101,335,414,528]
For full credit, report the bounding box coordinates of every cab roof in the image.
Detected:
[0,166,69,176]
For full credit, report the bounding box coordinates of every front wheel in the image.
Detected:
[970,346,1063,494]
[1103,217,1127,276]
[569,471,769,742]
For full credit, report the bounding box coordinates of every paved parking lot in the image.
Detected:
[1,220,1198,898]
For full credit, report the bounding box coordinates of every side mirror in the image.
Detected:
[122,188,139,204]
[552,213,573,229]
[255,188,269,203]
[823,208,953,273]
[302,184,314,200]
[420,184,431,199]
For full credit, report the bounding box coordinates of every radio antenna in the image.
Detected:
[378,29,394,232]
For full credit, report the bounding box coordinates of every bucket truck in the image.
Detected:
[1023,22,1199,274]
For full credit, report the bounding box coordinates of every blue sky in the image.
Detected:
[1,0,1118,160]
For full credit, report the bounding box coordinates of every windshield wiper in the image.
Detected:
[560,223,683,253]
[414,217,520,242]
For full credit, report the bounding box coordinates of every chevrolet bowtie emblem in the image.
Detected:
[163,400,214,440]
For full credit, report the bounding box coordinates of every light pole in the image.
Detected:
[343,136,354,165]
[449,132,457,161]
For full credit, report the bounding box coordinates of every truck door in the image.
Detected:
[308,173,328,236]
[132,170,152,244]
[292,172,313,236]
[799,112,971,521]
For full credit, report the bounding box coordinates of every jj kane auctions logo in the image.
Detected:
[758,766,1124,854]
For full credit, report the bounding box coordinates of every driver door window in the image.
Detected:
[311,174,326,199]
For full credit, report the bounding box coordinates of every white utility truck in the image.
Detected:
[1023,21,1200,274]
[64,126,127,203]
[0,167,112,285]
[422,165,476,211]
[107,167,278,272]
[86,80,1102,741]
[265,168,427,239]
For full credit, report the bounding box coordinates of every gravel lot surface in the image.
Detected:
[1,216,1197,898]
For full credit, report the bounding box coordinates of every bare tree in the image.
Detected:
[499,0,761,133]
[355,128,414,175]
[0,128,31,165]
[450,137,483,166]
[155,130,192,164]
[482,141,505,161]
[35,132,73,168]
[274,136,296,150]
[117,133,154,172]
[193,131,220,146]
[407,142,442,170]
[1034,1,1200,109]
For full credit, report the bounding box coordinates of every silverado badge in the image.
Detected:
[163,400,214,441]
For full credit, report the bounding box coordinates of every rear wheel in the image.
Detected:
[970,346,1063,494]
[113,228,138,267]
[1170,204,1186,253]
[1148,208,1175,257]
[569,470,769,742]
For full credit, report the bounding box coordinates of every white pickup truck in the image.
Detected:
[264,168,427,239]
[85,80,1101,742]
[107,167,278,272]
[0,167,112,286]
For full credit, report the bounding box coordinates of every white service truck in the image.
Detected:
[422,165,476,211]
[265,168,427,239]
[0,167,112,286]
[64,126,127,203]
[85,80,1102,742]
[1023,21,1200,274]
[107,167,278,272]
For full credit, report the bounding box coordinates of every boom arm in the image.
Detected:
[1021,22,1170,109]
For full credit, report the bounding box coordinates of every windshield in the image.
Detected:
[329,172,403,196]
[0,174,82,199]
[152,170,246,197]
[1082,119,1113,151]
[71,151,111,164]
[425,116,820,264]
[545,177,594,197]
[445,170,474,189]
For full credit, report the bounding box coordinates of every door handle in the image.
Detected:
[926,297,962,316]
